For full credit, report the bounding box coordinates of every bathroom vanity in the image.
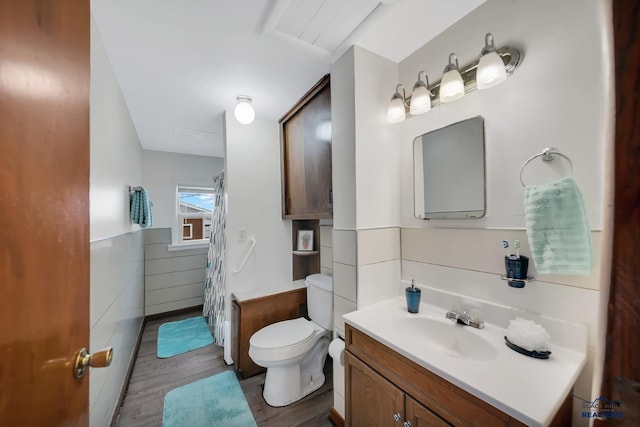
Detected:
[343,297,586,427]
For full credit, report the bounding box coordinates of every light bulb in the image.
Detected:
[477,33,507,90]
[477,51,507,89]
[439,53,465,103]
[439,69,464,102]
[387,96,405,123]
[410,72,431,115]
[387,85,406,123]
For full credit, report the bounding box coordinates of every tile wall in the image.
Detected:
[320,222,333,276]
[331,226,401,418]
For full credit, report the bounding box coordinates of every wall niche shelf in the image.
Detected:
[292,219,320,280]
[292,250,319,256]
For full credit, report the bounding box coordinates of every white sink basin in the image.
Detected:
[396,317,498,361]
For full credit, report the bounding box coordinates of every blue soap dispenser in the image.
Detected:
[405,279,421,313]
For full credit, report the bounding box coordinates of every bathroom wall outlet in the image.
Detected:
[238,227,247,242]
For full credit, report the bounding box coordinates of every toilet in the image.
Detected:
[248,273,333,407]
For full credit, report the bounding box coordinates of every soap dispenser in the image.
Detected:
[405,279,421,313]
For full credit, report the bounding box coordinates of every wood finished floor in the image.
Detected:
[115,309,334,427]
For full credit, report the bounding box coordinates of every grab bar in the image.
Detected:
[233,238,256,274]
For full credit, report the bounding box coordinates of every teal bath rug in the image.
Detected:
[162,371,257,427]
[157,316,214,358]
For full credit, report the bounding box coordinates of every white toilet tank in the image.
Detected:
[305,273,333,330]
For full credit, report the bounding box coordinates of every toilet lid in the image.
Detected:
[250,318,315,350]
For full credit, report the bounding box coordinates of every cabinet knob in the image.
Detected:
[393,413,401,422]
[403,422,412,427]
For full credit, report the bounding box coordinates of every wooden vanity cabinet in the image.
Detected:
[231,288,307,378]
[345,351,449,427]
[345,324,571,427]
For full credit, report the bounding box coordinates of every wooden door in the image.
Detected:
[345,352,404,427]
[0,1,91,426]
[405,396,451,427]
[597,0,640,425]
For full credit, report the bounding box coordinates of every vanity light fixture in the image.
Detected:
[386,33,522,123]
[409,71,432,115]
[439,53,465,103]
[234,95,255,124]
[476,33,508,89]
[386,84,407,124]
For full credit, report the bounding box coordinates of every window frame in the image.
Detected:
[171,185,215,250]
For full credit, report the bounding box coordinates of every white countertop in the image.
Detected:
[231,279,307,302]
[343,296,587,427]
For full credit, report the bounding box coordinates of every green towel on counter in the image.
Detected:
[524,177,592,275]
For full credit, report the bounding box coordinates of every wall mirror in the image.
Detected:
[414,116,486,219]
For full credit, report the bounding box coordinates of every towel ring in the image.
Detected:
[520,147,573,187]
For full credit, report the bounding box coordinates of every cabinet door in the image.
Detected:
[281,75,332,219]
[345,352,404,427]
[405,396,452,427]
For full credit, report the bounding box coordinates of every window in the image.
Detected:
[176,186,215,245]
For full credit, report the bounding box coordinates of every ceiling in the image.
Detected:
[91,0,484,158]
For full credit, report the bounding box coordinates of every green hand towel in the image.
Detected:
[130,187,153,229]
[524,177,592,275]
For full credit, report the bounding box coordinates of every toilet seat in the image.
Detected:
[249,318,319,362]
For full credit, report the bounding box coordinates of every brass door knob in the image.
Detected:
[74,347,113,379]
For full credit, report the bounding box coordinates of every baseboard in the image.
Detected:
[329,407,345,427]
[145,304,204,322]
[109,317,146,427]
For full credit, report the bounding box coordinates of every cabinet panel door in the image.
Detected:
[281,76,332,219]
[405,396,452,427]
[345,352,404,427]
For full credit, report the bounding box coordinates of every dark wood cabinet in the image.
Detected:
[231,288,307,378]
[345,349,450,427]
[280,74,332,220]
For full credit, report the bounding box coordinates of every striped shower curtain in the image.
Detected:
[203,171,226,346]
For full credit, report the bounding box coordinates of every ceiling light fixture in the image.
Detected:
[386,33,522,123]
[234,95,255,124]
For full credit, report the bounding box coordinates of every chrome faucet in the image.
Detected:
[445,309,484,329]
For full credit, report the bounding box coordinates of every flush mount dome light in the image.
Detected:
[234,95,255,124]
